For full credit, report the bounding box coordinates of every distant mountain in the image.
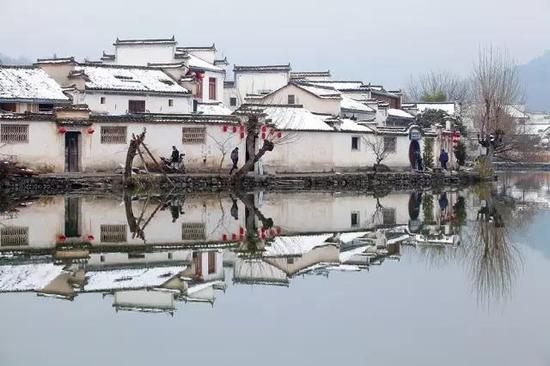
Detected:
[519,50,550,112]
[0,53,32,65]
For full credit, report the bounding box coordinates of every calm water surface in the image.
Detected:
[0,172,549,366]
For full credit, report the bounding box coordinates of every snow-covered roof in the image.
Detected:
[0,263,64,292]
[187,54,224,72]
[0,66,70,103]
[233,259,289,286]
[307,80,365,91]
[290,71,331,80]
[506,105,529,119]
[84,266,185,291]
[341,96,375,112]
[74,65,190,94]
[264,234,334,257]
[114,37,177,46]
[338,119,373,132]
[295,83,341,99]
[196,102,232,115]
[261,105,334,131]
[388,108,414,119]
[415,102,456,115]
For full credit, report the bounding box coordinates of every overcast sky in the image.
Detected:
[1,0,549,88]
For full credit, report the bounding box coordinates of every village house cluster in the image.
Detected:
[0,36,485,174]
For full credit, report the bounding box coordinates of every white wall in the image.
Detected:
[115,44,176,66]
[259,84,341,115]
[196,71,225,103]
[70,91,192,115]
[235,71,289,100]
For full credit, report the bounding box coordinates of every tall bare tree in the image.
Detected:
[471,46,523,164]
[363,133,391,169]
[406,71,470,102]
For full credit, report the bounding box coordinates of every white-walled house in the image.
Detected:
[0,65,70,113]
[0,108,245,173]
[235,104,436,173]
[248,82,342,115]
[230,64,291,108]
[37,59,193,115]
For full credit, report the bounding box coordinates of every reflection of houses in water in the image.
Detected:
[0,190,469,313]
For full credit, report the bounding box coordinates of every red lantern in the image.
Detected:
[240,125,245,132]
[232,233,237,241]
[240,132,245,139]
[57,235,66,242]
[223,125,228,132]
[222,234,228,241]
[261,132,266,140]
[58,127,67,134]
[87,127,95,135]
[277,132,282,138]
[261,125,267,133]
[232,126,237,133]
[87,235,95,241]
[239,227,245,235]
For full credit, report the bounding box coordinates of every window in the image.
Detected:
[182,127,206,144]
[0,103,17,112]
[38,104,54,112]
[100,255,105,262]
[382,208,396,226]
[101,126,127,144]
[383,137,396,152]
[351,136,360,151]
[351,212,360,227]
[230,97,237,107]
[0,226,29,246]
[182,223,206,241]
[100,97,106,104]
[100,224,127,243]
[208,251,216,274]
[287,257,295,264]
[168,99,174,107]
[128,100,145,113]
[287,94,296,105]
[1,124,28,144]
[209,78,217,100]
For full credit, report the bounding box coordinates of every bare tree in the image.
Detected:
[206,131,236,174]
[363,133,391,169]
[406,71,470,102]
[471,46,523,164]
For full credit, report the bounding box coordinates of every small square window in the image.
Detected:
[351,136,360,151]
[100,97,106,104]
[230,97,237,106]
[351,212,360,227]
[168,99,174,107]
[383,137,396,152]
[288,95,296,105]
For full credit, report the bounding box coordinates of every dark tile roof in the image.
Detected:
[89,113,241,125]
[234,64,291,73]
[35,57,76,65]
[176,44,216,51]
[114,36,177,46]
[290,71,331,79]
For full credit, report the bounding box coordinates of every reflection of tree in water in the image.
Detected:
[467,184,523,306]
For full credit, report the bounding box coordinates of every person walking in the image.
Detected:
[229,147,239,175]
[439,149,449,170]
[171,146,180,170]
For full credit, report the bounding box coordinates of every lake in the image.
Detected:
[0,172,549,366]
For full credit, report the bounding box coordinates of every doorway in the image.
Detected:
[65,132,80,172]
[408,140,421,169]
[64,197,81,238]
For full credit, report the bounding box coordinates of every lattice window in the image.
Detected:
[100,224,127,243]
[1,124,28,144]
[0,226,29,246]
[383,137,396,152]
[182,127,206,144]
[182,223,206,241]
[101,126,127,144]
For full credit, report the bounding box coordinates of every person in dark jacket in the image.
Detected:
[229,147,239,175]
[171,146,180,170]
[439,149,449,170]
[415,149,423,171]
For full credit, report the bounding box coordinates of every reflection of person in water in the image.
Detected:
[169,197,185,223]
[230,195,239,221]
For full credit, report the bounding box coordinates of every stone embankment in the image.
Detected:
[2,170,483,197]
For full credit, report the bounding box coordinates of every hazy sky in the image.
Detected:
[1,0,549,88]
